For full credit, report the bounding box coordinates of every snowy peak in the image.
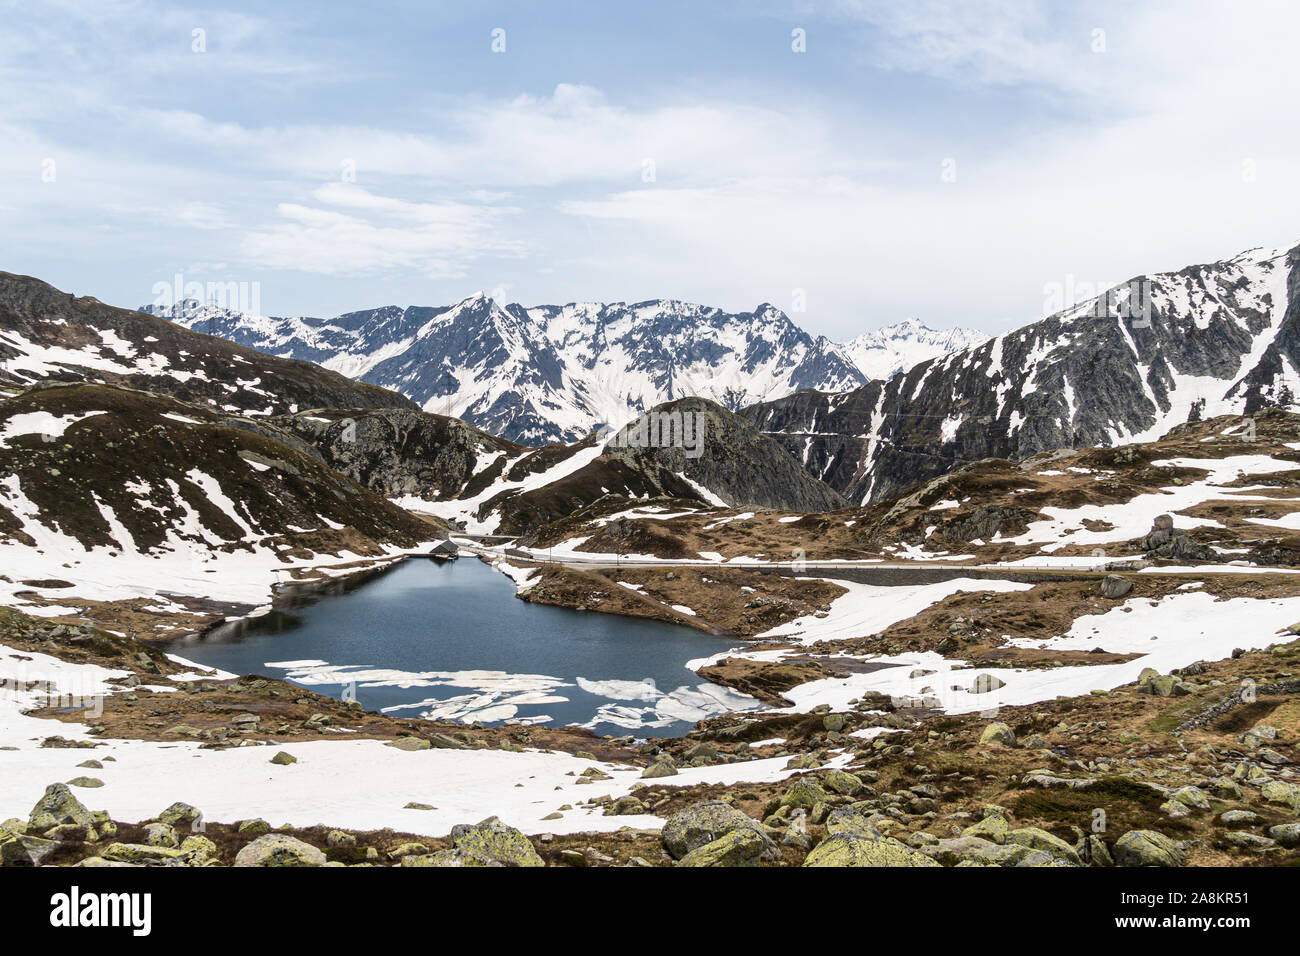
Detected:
[144,295,969,446]
[839,320,990,382]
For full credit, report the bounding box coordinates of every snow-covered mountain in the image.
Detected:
[840,319,989,381]
[141,297,979,445]
[745,242,1300,504]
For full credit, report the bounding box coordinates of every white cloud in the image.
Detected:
[241,184,525,279]
[2,1,1298,336]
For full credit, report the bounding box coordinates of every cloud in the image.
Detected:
[2,1,1298,335]
[241,184,525,279]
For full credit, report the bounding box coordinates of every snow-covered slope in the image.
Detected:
[840,319,989,381]
[745,242,1300,504]
[0,272,413,417]
[144,297,972,446]
[0,383,440,620]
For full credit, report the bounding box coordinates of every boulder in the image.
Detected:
[1223,831,1275,850]
[1169,786,1210,811]
[233,834,326,867]
[142,822,180,848]
[641,759,678,779]
[1266,823,1300,847]
[963,813,1010,845]
[179,835,218,864]
[662,801,776,860]
[1113,830,1186,867]
[677,828,772,867]
[435,818,544,867]
[1261,780,1300,813]
[156,802,202,828]
[823,805,881,839]
[804,834,940,867]
[28,783,93,831]
[779,779,829,810]
[101,843,190,865]
[1100,575,1132,599]
[821,769,864,797]
[978,722,1016,747]
[1005,827,1080,865]
[1,834,59,866]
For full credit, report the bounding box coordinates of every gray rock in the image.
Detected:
[1100,575,1133,599]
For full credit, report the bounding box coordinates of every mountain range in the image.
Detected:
[745,242,1300,503]
[140,296,982,445]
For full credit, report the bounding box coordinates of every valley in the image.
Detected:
[2,243,1300,870]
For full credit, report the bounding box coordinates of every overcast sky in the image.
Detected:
[2,0,1297,339]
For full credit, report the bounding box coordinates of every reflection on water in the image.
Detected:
[161,557,755,737]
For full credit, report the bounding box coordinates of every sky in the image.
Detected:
[1,0,1298,340]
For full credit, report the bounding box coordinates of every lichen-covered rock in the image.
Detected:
[142,822,179,848]
[326,830,357,848]
[180,835,219,864]
[386,842,430,860]
[662,801,776,860]
[385,736,432,751]
[923,835,1043,866]
[677,828,772,867]
[1113,830,1186,867]
[1261,780,1300,813]
[1223,831,1275,850]
[101,843,190,865]
[804,834,940,867]
[1005,827,1080,865]
[963,813,1010,845]
[434,818,544,867]
[824,806,881,839]
[44,823,97,843]
[28,783,93,831]
[822,714,847,733]
[236,818,270,835]
[269,751,297,765]
[779,779,829,810]
[233,834,326,867]
[821,769,864,797]
[1086,835,1114,867]
[978,722,1016,747]
[1169,786,1210,810]
[1,834,59,866]
[641,758,678,779]
[156,802,202,828]
[1267,823,1300,847]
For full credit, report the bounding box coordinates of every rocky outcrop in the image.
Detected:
[0,384,437,558]
[277,407,519,501]
[1136,514,1213,561]
[498,398,847,535]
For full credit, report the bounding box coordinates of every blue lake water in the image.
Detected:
[162,557,754,737]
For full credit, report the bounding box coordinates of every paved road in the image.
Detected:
[446,537,1181,583]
